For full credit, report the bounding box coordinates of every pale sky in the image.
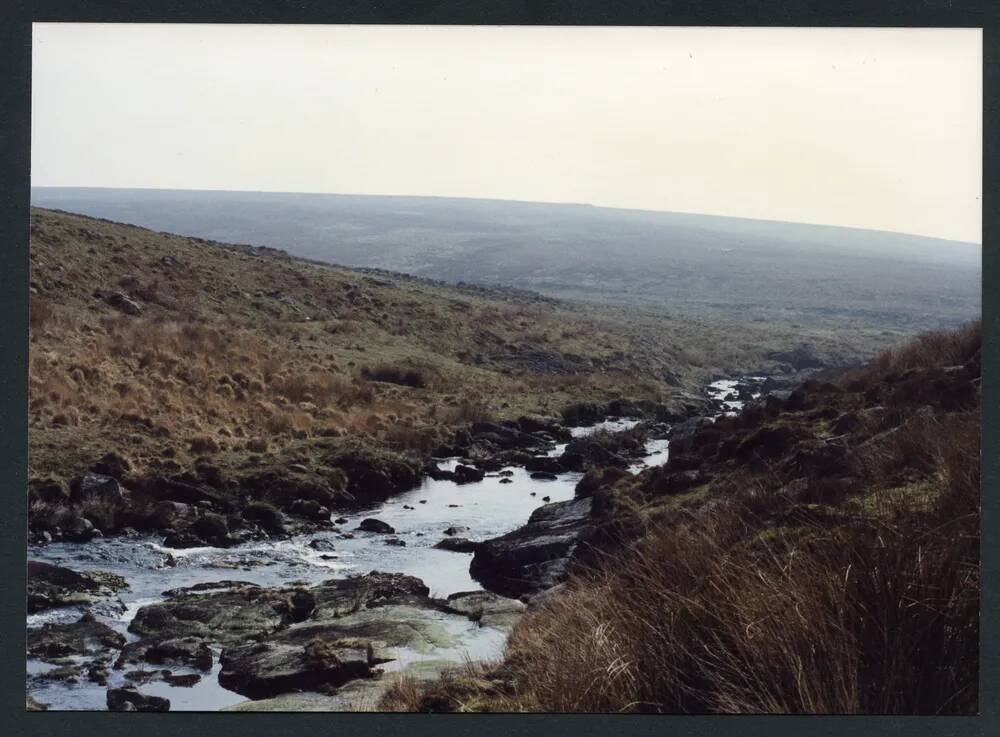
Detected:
[32,24,982,242]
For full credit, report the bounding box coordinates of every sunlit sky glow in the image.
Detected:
[32,24,982,242]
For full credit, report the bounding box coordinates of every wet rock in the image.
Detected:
[326,449,422,502]
[28,613,126,660]
[444,525,470,536]
[191,512,231,546]
[530,471,558,481]
[516,415,568,438]
[441,590,525,631]
[63,514,98,542]
[239,468,341,508]
[357,518,395,534]
[107,686,169,712]
[499,478,513,484]
[384,537,406,547]
[434,537,480,553]
[88,664,110,685]
[289,499,331,521]
[129,582,289,643]
[31,664,83,684]
[27,561,127,614]
[150,500,193,530]
[523,456,563,474]
[164,673,202,687]
[470,497,594,598]
[116,637,214,671]
[162,530,211,549]
[425,463,457,481]
[453,464,486,484]
[218,638,373,700]
[242,502,286,535]
[308,538,337,552]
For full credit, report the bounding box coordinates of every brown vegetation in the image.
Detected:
[385,323,980,714]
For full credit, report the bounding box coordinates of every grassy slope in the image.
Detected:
[384,323,981,714]
[29,207,890,482]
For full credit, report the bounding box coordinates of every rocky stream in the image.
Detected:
[26,378,764,711]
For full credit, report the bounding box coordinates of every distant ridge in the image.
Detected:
[31,186,980,331]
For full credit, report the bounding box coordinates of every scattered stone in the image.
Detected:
[453,465,486,484]
[434,537,479,553]
[107,686,169,712]
[357,518,395,534]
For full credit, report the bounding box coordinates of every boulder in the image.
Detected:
[307,538,337,552]
[107,687,169,712]
[69,473,126,506]
[106,292,143,316]
[357,518,395,534]
[434,537,480,553]
[470,497,594,598]
[242,502,286,535]
[191,512,230,546]
[289,499,331,521]
[530,471,558,481]
[453,464,486,484]
[523,456,564,474]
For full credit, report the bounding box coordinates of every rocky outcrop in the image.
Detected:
[219,638,374,699]
[121,572,521,701]
[470,498,594,598]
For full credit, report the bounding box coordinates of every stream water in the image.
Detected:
[27,417,674,711]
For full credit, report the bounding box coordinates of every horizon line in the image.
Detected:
[29,184,982,246]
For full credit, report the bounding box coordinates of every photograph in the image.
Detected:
[24,23,981,714]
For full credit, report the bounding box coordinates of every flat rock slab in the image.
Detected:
[27,561,128,614]
[27,614,126,661]
[219,639,373,699]
[441,591,525,632]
